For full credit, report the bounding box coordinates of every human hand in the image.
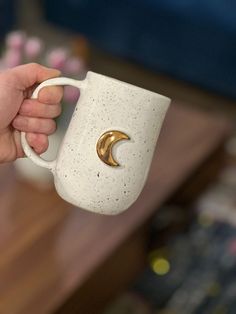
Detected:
[0,63,63,163]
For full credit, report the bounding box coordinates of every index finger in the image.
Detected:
[9,63,61,89]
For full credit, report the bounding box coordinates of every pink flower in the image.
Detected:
[6,31,26,50]
[64,57,84,75]
[46,48,68,70]
[64,86,80,104]
[228,239,236,255]
[3,49,22,68]
[24,37,43,60]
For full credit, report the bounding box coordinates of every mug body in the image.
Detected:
[54,72,170,214]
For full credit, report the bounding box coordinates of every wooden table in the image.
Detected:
[0,103,231,314]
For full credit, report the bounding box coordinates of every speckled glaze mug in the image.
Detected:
[21,71,171,214]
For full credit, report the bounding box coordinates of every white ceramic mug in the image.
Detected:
[21,71,171,214]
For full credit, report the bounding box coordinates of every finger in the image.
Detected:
[9,63,61,90]
[19,99,62,118]
[38,86,63,104]
[13,116,56,135]
[26,133,49,155]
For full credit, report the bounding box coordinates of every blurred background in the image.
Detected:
[1,1,236,313]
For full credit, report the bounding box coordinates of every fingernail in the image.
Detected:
[50,67,61,76]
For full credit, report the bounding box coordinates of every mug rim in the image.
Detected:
[86,71,171,102]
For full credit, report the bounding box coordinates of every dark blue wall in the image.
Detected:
[44,0,236,98]
[0,0,15,39]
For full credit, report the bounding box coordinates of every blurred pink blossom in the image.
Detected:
[64,57,84,75]
[2,30,86,107]
[46,48,68,70]
[3,49,22,68]
[64,86,80,104]
[6,31,26,50]
[24,37,43,60]
[229,239,236,255]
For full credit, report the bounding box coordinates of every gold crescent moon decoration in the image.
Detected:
[96,130,130,167]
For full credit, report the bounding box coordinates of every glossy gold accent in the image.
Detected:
[96,130,130,167]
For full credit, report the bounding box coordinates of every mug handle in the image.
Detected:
[21,77,86,172]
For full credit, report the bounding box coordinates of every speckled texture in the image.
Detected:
[22,72,171,215]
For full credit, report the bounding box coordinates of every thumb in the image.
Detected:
[9,63,61,90]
